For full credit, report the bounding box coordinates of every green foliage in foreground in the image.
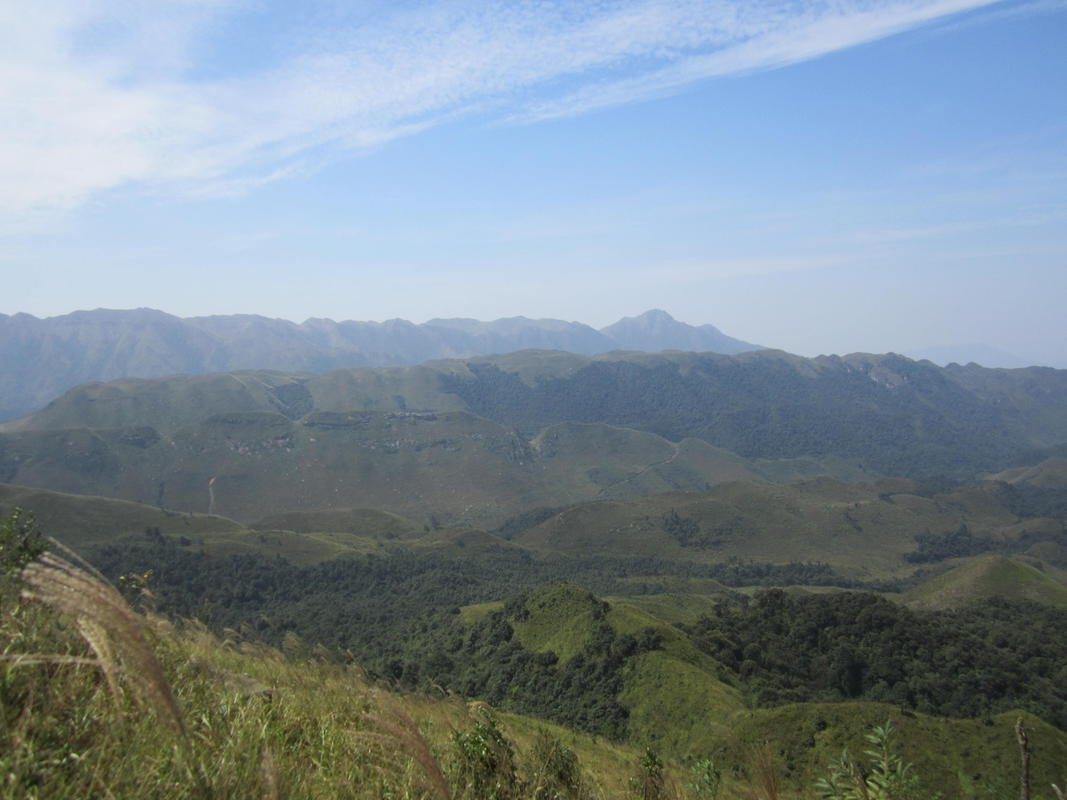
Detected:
[4,543,1067,798]
[814,721,920,800]
[0,509,48,616]
[74,530,1067,750]
[0,560,640,799]
[0,508,47,576]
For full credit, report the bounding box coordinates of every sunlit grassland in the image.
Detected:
[6,535,1067,798]
[0,559,671,799]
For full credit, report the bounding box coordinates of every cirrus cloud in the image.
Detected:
[0,0,1011,220]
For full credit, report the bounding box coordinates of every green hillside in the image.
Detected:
[0,411,861,528]
[5,339,1067,799]
[7,348,1067,533]
[715,704,1067,799]
[0,370,317,434]
[0,483,244,550]
[9,501,1067,798]
[605,600,743,756]
[8,349,1067,483]
[603,592,729,625]
[8,547,1067,799]
[445,582,746,755]
[904,555,1067,610]
[0,366,468,434]
[443,349,1067,477]
[0,484,429,565]
[516,476,1056,578]
[250,507,424,538]
[509,582,605,662]
[992,456,1067,487]
[409,580,1067,766]
[8,466,1066,589]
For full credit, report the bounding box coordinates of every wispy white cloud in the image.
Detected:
[0,0,1010,218]
[514,0,1004,122]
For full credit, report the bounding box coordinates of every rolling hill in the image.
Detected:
[4,347,1067,528]
[512,476,1067,577]
[0,410,854,527]
[902,555,1067,610]
[8,349,1067,480]
[8,562,1067,800]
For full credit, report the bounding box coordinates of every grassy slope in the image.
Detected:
[6,521,1067,797]
[22,570,1061,799]
[516,477,1037,578]
[11,477,1067,611]
[510,583,601,663]
[717,703,1067,799]
[504,584,745,758]
[903,555,1067,610]
[0,366,470,434]
[249,507,425,538]
[993,456,1067,488]
[1,592,651,799]
[0,370,312,433]
[605,585,1067,795]
[448,584,1067,797]
[12,349,1067,530]
[0,483,437,566]
[603,593,728,626]
[0,483,244,550]
[1,414,842,529]
[607,602,743,756]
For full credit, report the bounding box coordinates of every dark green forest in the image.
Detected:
[442,356,1029,477]
[684,590,1067,727]
[86,531,1067,743]
[90,531,871,659]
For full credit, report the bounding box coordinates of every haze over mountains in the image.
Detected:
[0,307,760,422]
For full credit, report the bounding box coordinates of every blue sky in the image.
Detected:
[1,0,1065,365]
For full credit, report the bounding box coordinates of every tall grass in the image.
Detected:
[2,545,389,797]
[3,545,651,798]
[4,541,1060,799]
[20,546,185,738]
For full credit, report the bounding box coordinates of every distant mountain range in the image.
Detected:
[0,308,760,422]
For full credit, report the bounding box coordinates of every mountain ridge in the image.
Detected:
[0,308,761,421]
[3,349,1067,525]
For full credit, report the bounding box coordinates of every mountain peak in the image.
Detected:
[637,309,675,321]
[600,310,760,355]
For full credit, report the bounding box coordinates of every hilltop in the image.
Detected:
[902,555,1067,610]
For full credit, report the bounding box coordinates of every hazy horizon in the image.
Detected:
[1,304,1058,368]
[1,1,1064,367]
